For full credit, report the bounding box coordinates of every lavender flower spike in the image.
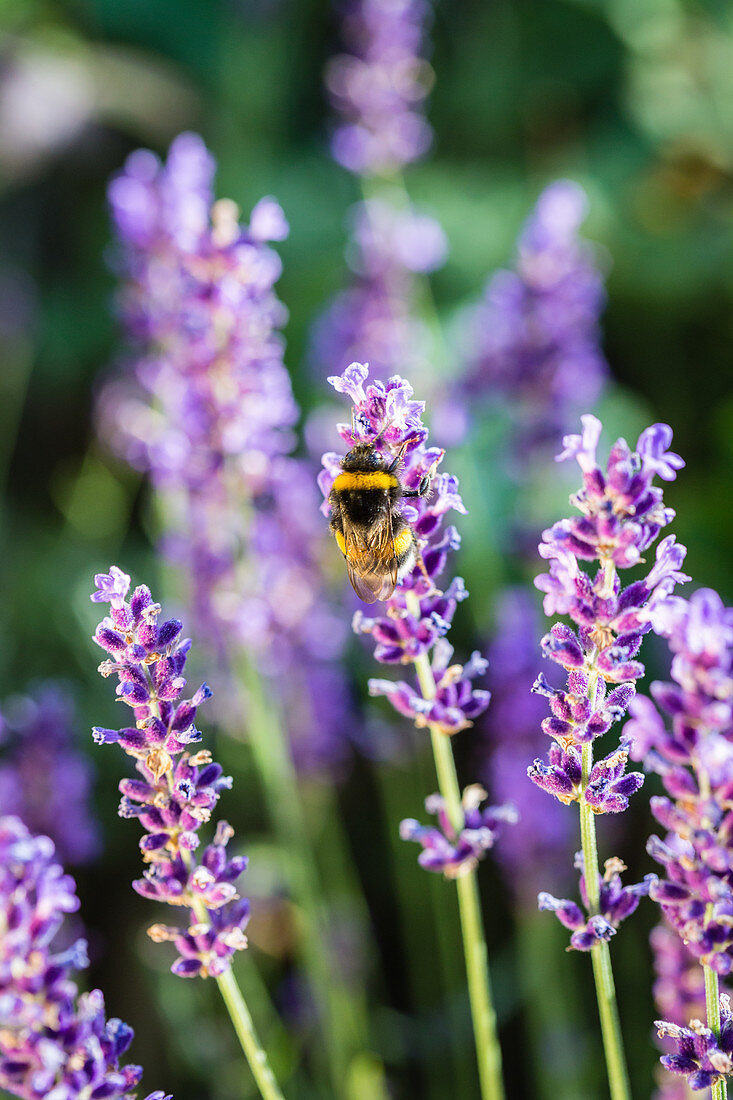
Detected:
[0,815,167,1100]
[91,567,248,980]
[530,414,687,1100]
[325,0,434,177]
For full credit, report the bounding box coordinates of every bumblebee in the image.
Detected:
[328,440,431,603]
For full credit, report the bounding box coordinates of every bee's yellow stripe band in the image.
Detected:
[332,471,398,491]
[335,530,346,555]
[392,527,413,556]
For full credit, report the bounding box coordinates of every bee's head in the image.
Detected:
[341,441,385,472]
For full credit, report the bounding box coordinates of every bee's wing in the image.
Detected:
[341,513,398,604]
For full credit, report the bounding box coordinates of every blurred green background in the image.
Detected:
[0,0,732,1097]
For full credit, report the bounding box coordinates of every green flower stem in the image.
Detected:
[705,962,728,1100]
[580,734,631,1100]
[239,655,388,1100]
[184,886,285,1100]
[406,591,505,1100]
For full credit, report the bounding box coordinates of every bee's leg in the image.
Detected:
[386,441,410,474]
[402,474,431,498]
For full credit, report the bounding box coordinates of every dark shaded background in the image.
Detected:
[0,1,732,1097]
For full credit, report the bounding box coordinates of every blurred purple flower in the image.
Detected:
[104,132,352,773]
[0,815,166,1099]
[91,567,250,980]
[325,0,434,177]
[400,784,517,878]
[311,197,446,382]
[463,181,608,456]
[624,588,733,977]
[0,683,99,865]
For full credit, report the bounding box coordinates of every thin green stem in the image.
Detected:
[705,963,728,1100]
[580,732,631,1100]
[215,968,286,1100]
[406,590,505,1100]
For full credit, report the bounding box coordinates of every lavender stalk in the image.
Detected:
[320,363,514,1100]
[90,566,284,1100]
[531,414,689,1099]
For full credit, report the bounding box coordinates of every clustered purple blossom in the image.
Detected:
[104,132,351,772]
[311,197,446,382]
[0,815,168,1100]
[325,0,434,177]
[622,588,733,1087]
[400,785,518,878]
[91,566,250,980]
[530,414,688,946]
[319,362,488,737]
[480,590,573,906]
[463,181,608,456]
[539,853,655,951]
[656,997,733,1092]
[0,684,99,866]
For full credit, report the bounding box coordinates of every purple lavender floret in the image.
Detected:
[539,853,655,951]
[91,567,249,979]
[0,816,167,1099]
[656,994,733,1091]
[463,181,608,454]
[400,785,517,878]
[624,587,733,975]
[320,363,488,736]
[0,683,99,865]
[325,0,433,177]
[104,132,353,774]
[311,198,446,380]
